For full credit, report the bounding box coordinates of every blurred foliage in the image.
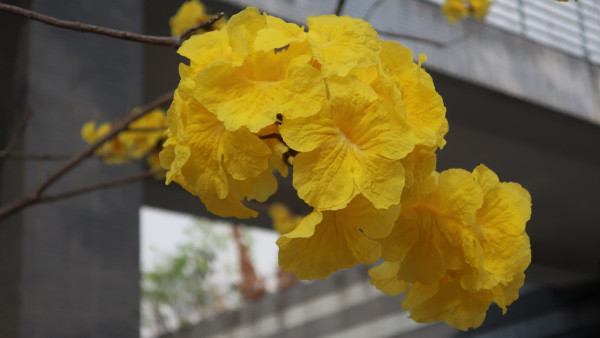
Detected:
[141,219,232,336]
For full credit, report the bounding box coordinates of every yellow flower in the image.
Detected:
[400,145,438,200]
[461,165,532,291]
[380,42,448,149]
[81,121,128,163]
[368,261,410,296]
[280,75,414,210]
[160,83,275,218]
[193,48,325,133]
[170,0,226,36]
[118,108,167,159]
[442,0,469,24]
[370,165,531,330]
[307,15,381,77]
[401,271,525,330]
[81,109,167,164]
[277,195,400,280]
[268,203,302,235]
[377,169,484,284]
[469,0,491,20]
[191,9,326,133]
[178,29,245,73]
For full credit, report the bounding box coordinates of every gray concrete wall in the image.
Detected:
[1,0,144,336]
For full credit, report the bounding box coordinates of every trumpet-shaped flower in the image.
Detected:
[280,75,414,210]
[307,15,381,76]
[371,165,531,330]
[381,42,447,149]
[194,41,326,133]
[278,195,400,280]
[401,271,525,330]
[377,169,484,284]
[368,261,410,296]
[461,165,532,291]
[160,84,273,218]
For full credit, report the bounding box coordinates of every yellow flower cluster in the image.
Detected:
[370,165,531,330]
[170,0,226,36]
[81,108,167,170]
[160,7,531,330]
[442,0,492,23]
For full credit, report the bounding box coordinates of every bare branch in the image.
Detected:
[0,110,32,157]
[241,200,271,212]
[126,127,167,133]
[0,4,224,48]
[38,170,162,205]
[0,170,161,219]
[178,12,226,42]
[334,0,347,16]
[377,20,485,48]
[1,152,72,161]
[34,91,173,198]
[377,30,445,48]
[0,3,179,47]
[0,91,173,221]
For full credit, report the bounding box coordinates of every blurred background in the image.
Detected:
[1,0,600,337]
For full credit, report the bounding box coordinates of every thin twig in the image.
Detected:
[242,200,271,212]
[126,127,167,133]
[178,12,226,41]
[334,0,347,15]
[377,19,485,48]
[0,3,178,47]
[377,30,445,47]
[2,152,73,161]
[34,91,173,197]
[0,4,224,48]
[0,91,173,221]
[38,170,162,205]
[0,110,32,157]
[444,20,486,46]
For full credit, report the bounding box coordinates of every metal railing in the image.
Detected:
[425,0,600,64]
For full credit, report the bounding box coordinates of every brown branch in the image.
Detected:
[377,20,485,48]
[258,133,282,141]
[0,170,160,219]
[34,91,173,197]
[1,152,72,161]
[0,91,173,221]
[241,200,271,212]
[0,110,32,157]
[178,12,226,41]
[126,127,167,133]
[38,170,161,205]
[0,4,224,48]
[377,30,445,47]
[334,0,347,15]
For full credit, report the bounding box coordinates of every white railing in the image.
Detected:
[425,0,600,64]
